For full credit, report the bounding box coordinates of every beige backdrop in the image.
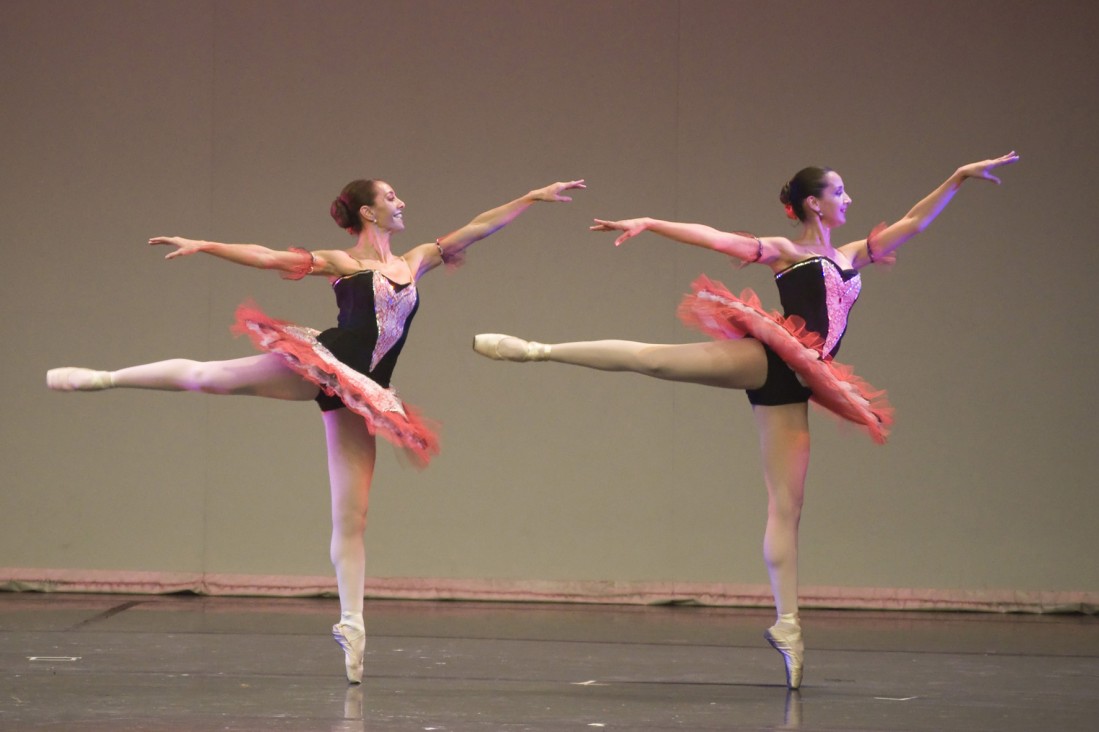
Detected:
[2,0,1096,609]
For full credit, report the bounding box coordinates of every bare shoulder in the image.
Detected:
[835,237,870,270]
[762,235,798,254]
[401,241,444,280]
[762,236,805,269]
[402,241,438,261]
[316,248,355,262]
[311,248,362,277]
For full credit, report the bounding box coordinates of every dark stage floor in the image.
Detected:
[1,592,1096,731]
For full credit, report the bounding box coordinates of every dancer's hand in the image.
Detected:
[590,218,649,247]
[956,151,1019,185]
[529,179,586,202]
[149,236,204,260]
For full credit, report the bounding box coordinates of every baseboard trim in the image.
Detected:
[1,568,1094,614]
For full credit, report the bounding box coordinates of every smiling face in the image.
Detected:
[810,171,852,228]
[363,181,405,233]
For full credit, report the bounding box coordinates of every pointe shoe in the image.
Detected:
[764,621,804,690]
[472,333,550,362]
[332,623,366,684]
[47,367,113,391]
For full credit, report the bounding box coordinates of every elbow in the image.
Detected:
[259,251,287,271]
[901,217,928,236]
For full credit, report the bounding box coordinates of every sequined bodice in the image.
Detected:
[774,257,861,357]
[332,269,419,374]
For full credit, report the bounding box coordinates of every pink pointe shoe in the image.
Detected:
[764,620,804,690]
[332,623,366,684]
[472,334,550,362]
[46,367,113,391]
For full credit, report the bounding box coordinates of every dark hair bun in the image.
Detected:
[330,196,355,229]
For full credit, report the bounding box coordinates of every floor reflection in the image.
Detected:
[331,684,364,732]
[779,688,801,729]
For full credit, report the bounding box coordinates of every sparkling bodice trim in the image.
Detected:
[369,274,417,371]
[776,257,861,356]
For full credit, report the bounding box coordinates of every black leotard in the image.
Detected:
[314,270,419,411]
[746,257,861,406]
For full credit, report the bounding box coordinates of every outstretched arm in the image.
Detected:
[841,151,1019,268]
[405,179,586,278]
[590,218,788,266]
[148,237,339,279]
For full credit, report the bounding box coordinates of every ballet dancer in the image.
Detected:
[47,177,586,683]
[473,153,1018,688]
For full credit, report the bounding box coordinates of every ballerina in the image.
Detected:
[48,177,586,683]
[473,153,1018,688]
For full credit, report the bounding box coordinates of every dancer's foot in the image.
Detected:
[764,619,804,690]
[332,623,366,684]
[472,333,550,362]
[46,367,113,391]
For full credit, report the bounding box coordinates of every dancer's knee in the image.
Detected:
[183,361,239,395]
[189,359,272,395]
[767,487,804,524]
[332,507,368,539]
[154,359,226,394]
[635,346,673,378]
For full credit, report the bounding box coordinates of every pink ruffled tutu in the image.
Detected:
[678,276,893,443]
[232,302,440,467]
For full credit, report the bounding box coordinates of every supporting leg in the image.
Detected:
[753,402,811,689]
[322,407,377,684]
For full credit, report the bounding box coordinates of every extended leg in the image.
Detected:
[475,334,768,390]
[48,354,318,401]
[322,407,377,684]
[753,402,811,689]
